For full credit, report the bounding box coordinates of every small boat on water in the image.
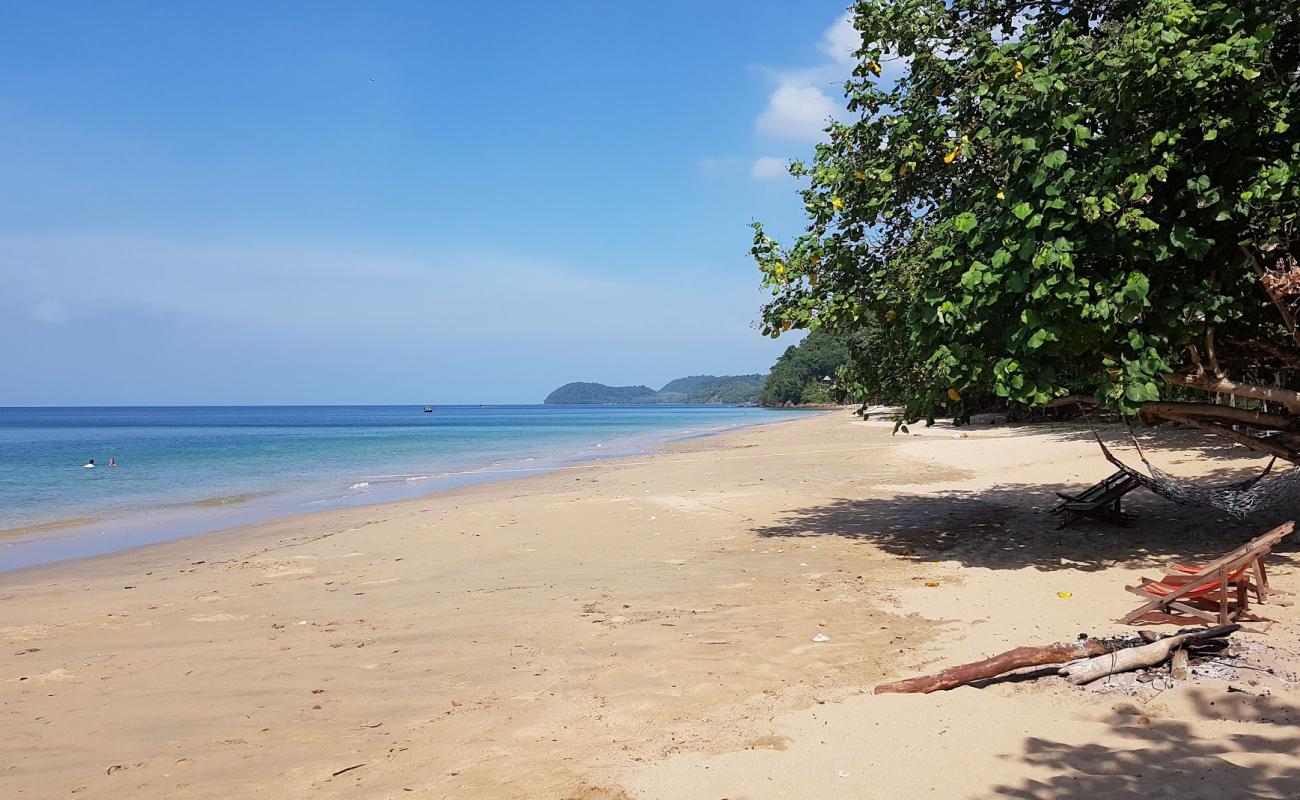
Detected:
[423,406,434,413]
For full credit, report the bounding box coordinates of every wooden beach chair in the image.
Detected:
[1051,469,1142,528]
[1158,521,1294,603]
[1119,521,1294,625]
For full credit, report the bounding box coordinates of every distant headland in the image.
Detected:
[544,375,765,405]
[545,331,856,406]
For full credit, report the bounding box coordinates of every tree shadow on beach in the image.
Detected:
[754,463,1300,572]
[992,690,1300,799]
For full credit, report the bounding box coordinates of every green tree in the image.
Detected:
[761,330,852,405]
[755,0,1300,458]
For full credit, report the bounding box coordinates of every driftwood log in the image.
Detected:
[1059,624,1239,685]
[874,639,1112,694]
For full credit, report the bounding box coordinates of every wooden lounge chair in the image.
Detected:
[1159,523,1294,603]
[1051,469,1142,528]
[1120,521,1294,625]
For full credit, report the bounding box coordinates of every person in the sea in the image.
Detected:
[84,459,95,469]
[109,458,117,468]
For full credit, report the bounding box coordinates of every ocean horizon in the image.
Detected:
[0,404,812,571]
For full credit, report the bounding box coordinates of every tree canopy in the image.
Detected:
[755,0,1300,458]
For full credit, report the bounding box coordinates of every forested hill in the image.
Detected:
[544,374,765,404]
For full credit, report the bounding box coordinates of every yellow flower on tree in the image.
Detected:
[1014,59,1024,79]
[944,147,960,164]
[867,60,881,76]
[831,196,844,210]
[947,388,962,402]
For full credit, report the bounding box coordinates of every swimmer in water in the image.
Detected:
[109,458,118,468]
[84,459,96,469]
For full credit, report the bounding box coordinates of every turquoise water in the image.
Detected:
[0,405,809,570]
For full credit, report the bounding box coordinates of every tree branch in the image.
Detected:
[1187,344,1204,376]
[1138,402,1300,432]
[1204,328,1225,378]
[1161,372,1300,414]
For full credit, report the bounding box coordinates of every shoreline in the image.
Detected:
[4,410,1297,798]
[0,409,820,574]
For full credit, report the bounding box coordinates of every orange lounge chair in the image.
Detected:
[1157,522,1293,603]
[1120,521,1293,625]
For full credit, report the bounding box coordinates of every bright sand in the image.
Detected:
[4,411,1299,798]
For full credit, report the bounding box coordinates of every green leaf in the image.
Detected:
[953,212,978,233]
[1011,202,1033,220]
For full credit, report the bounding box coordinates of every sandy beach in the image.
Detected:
[4,411,1299,799]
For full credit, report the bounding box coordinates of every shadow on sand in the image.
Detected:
[755,460,1300,572]
[994,689,1300,798]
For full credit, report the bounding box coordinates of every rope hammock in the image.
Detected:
[1094,432,1300,518]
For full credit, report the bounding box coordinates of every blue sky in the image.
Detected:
[1,1,860,404]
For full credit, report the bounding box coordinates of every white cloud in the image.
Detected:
[818,11,859,66]
[756,82,839,141]
[753,12,860,143]
[750,156,788,180]
[30,300,68,324]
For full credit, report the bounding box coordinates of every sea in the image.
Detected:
[0,404,811,571]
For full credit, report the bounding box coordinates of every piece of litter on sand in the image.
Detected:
[924,581,940,587]
[648,516,656,521]
[813,633,830,643]
[1057,591,1073,599]
[800,562,809,567]
[838,771,850,779]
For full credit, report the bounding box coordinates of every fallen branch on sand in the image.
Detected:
[1060,625,1238,684]
[874,639,1114,694]
[874,625,1241,694]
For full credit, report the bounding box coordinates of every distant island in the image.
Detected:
[544,374,765,405]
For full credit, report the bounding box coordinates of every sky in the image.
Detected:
[0,1,862,405]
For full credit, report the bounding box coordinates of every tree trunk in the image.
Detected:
[874,639,1111,694]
